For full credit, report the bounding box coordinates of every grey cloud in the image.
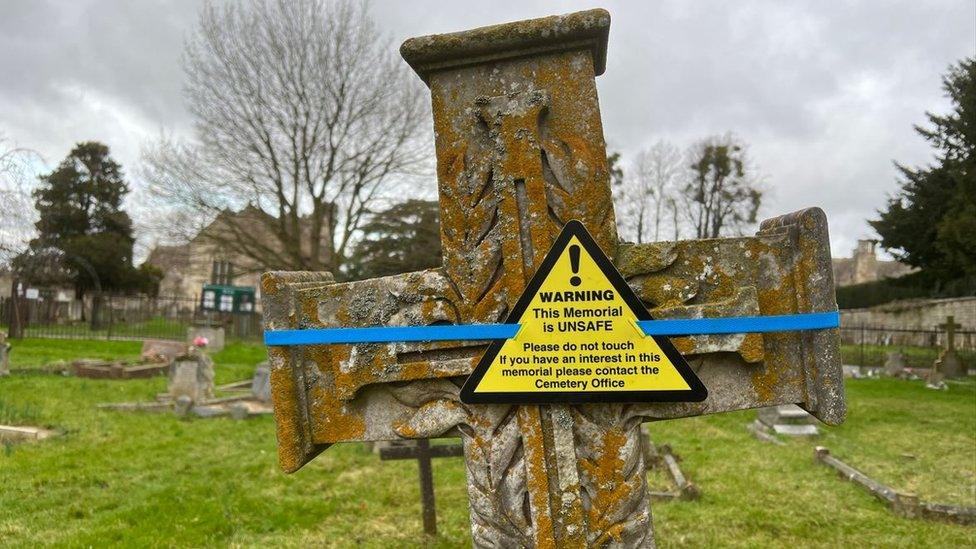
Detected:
[1,0,972,258]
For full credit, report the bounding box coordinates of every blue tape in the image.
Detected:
[263,311,839,346]
[264,323,519,345]
[637,311,839,335]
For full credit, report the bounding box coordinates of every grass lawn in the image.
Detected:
[1,339,974,547]
[840,343,976,368]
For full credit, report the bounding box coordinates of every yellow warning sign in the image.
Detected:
[461,220,707,404]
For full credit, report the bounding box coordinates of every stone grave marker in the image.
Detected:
[0,425,56,443]
[251,362,271,403]
[261,10,845,546]
[187,323,225,353]
[933,315,965,378]
[380,439,465,535]
[755,404,819,437]
[0,332,10,377]
[141,339,187,364]
[167,350,215,404]
[883,350,906,377]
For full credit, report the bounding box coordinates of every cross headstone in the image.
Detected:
[379,439,465,535]
[934,316,965,378]
[262,10,845,546]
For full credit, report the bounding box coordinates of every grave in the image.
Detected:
[0,332,9,377]
[261,10,845,546]
[250,362,271,403]
[0,425,56,443]
[99,359,273,419]
[933,316,966,379]
[883,350,906,377]
[753,404,819,437]
[187,323,225,353]
[640,432,699,501]
[815,447,976,525]
[71,358,169,379]
[168,349,215,403]
[140,339,187,364]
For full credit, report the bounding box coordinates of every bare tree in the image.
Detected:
[681,133,762,239]
[0,133,39,265]
[142,0,430,273]
[612,140,684,243]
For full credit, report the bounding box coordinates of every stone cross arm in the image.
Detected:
[263,207,843,472]
[261,10,845,547]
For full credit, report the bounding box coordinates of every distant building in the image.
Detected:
[832,239,915,287]
[144,206,332,304]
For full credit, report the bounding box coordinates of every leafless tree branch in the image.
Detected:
[141,0,431,272]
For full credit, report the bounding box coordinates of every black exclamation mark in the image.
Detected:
[569,245,581,286]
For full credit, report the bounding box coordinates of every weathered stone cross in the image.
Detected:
[262,10,845,547]
[934,315,966,378]
[938,316,961,353]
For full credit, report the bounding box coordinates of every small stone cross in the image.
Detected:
[262,10,845,547]
[379,439,464,535]
[934,315,966,378]
[938,316,961,352]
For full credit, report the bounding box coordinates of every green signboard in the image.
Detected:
[200,284,256,314]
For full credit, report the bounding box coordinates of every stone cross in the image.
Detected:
[938,316,961,352]
[262,10,845,547]
[934,315,965,378]
[379,439,464,535]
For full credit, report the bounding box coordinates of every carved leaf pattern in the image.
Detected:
[387,381,532,548]
[572,404,653,548]
[441,135,506,325]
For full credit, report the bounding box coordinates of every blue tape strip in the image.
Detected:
[264,323,519,345]
[637,311,840,335]
[263,311,839,346]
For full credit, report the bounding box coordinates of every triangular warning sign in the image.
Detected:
[461,220,707,404]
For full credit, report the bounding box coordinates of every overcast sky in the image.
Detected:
[1,0,973,259]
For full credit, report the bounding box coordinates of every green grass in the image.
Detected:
[7,339,266,379]
[0,339,973,547]
[7,338,143,370]
[841,343,976,368]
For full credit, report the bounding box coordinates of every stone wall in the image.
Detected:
[840,297,976,350]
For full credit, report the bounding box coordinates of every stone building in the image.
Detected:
[832,239,915,287]
[144,207,332,304]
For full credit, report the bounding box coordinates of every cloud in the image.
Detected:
[0,0,972,260]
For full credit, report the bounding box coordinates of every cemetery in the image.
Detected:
[0,337,972,546]
[0,2,973,548]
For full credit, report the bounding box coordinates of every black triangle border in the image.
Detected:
[460,220,708,404]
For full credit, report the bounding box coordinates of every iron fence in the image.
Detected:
[839,325,976,369]
[0,292,262,342]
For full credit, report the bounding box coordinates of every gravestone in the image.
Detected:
[933,316,965,378]
[0,425,55,443]
[0,332,10,377]
[262,10,844,546]
[167,350,215,404]
[251,362,271,403]
[187,324,225,353]
[756,404,819,437]
[141,339,187,364]
[883,350,906,377]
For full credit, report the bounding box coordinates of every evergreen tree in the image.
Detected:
[344,199,441,280]
[871,58,976,291]
[17,142,155,296]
